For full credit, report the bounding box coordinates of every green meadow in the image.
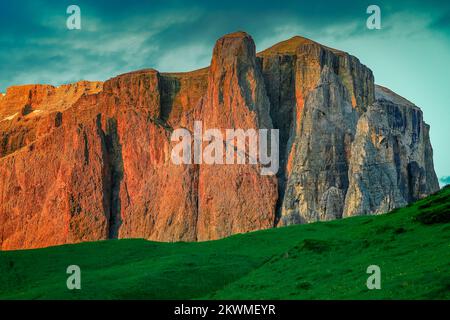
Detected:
[1,186,449,300]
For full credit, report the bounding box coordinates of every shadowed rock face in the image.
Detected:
[280,66,359,224]
[0,32,439,250]
[343,86,440,216]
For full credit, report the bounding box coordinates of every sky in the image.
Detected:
[1,0,449,184]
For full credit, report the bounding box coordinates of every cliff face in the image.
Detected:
[196,32,277,240]
[0,32,439,250]
[343,85,440,216]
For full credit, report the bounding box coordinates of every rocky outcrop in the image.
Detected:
[0,82,102,158]
[257,37,375,222]
[280,66,358,224]
[343,85,439,216]
[0,115,110,249]
[0,32,439,250]
[196,32,277,240]
[279,78,439,224]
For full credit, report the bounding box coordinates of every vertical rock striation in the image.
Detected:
[196,32,277,240]
[0,32,439,250]
[343,85,439,216]
[280,66,358,224]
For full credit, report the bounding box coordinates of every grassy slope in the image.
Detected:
[0,187,449,300]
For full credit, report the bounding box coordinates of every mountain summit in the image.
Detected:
[0,32,439,250]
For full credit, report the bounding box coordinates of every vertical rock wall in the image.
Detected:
[0,32,439,249]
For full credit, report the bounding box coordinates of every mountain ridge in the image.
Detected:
[0,31,439,250]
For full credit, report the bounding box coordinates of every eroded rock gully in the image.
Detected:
[0,32,439,249]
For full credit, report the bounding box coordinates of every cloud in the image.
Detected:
[1,0,450,92]
[439,176,450,186]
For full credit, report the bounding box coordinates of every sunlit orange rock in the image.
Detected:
[0,32,439,250]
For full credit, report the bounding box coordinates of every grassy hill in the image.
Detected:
[1,186,449,300]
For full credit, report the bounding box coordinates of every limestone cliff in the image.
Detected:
[0,32,439,250]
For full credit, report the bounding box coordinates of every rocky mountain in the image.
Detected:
[0,32,439,250]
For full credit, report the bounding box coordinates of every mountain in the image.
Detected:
[0,32,439,250]
[1,186,448,299]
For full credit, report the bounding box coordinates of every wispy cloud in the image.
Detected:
[2,0,450,91]
[1,0,449,185]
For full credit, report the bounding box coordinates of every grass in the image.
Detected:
[0,186,449,300]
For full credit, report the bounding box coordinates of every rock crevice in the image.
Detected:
[0,32,439,250]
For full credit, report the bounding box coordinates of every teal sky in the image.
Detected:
[1,0,449,183]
